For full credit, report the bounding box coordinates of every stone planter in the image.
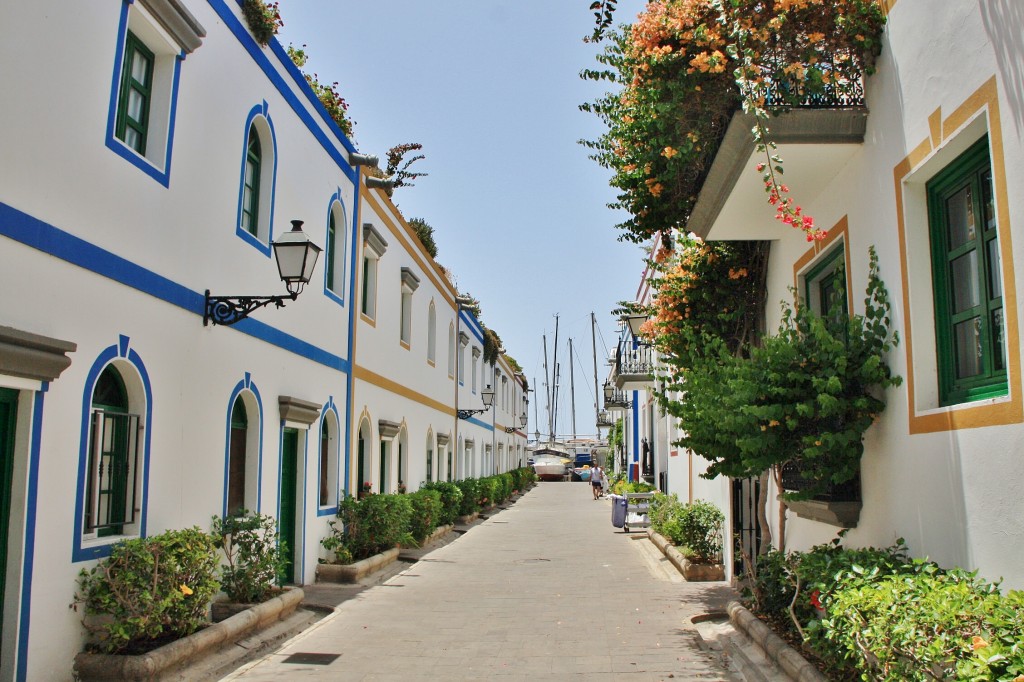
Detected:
[316,547,400,584]
[74,587,304,681]
[211,586,298,623]
[647,529,726,581]
[456,511,479,525]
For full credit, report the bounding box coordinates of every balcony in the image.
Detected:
[603,385,632,410]
[687,51,869,242]
[614,342,654,391]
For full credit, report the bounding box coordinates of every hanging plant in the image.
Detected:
[241,0,283,47]
[287,44,355,139]
[581,0,886,244]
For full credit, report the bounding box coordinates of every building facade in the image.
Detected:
[0,1,525,678]
[612,0,1024,589]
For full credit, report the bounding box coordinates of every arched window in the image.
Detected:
[357,419,371,495]
[319,412,339,508]
[85,366,138,537]
[241,125,261,237]
[227,396,248,515]
[325,200,348,298]
[427,303,437,364]
[236,107,277,251]
[447,324,455,378]
[425,431,434,483]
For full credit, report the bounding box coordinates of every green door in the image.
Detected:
[0,388,18,647]
[280,428,299,584]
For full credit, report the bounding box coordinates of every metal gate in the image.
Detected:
[731,477,764,577]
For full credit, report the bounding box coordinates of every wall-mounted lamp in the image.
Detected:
[458,386,494,420]
[622,313,651,345]
[603,380,614,404]
[204,220,321,326]
[504,414,528,434]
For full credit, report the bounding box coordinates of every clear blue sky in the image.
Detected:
[276,0,648,439]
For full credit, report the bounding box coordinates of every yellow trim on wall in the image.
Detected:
[362,191,454,307]
[353,364,457,418]
[792,215,854,316]
[893,76,1022,433]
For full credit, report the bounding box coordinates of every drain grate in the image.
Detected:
[516,558,551,564]
[283,652,340,665]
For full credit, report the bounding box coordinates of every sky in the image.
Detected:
[275,0,649,440]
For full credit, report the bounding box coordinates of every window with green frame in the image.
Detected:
[241,125,262,237]
[115,31,155,155]
[325,210,337,291]
[85,366,141,537]
[803,244,848,329]
[928,136,1005,406]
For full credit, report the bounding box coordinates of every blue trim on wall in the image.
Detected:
[459,310,485,344]
[221,376,265,516]
[0,202,350,375]
[104,1,183,188]
[234,102,277,257]
[208,0,358,183]
[630,391,639,483]
[317,399,341,517]
[322,190,348,306]
[463,416,494,431]
[71,338,154,563]
[15,387,46,682]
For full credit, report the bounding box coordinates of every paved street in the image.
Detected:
[224,482,740,681]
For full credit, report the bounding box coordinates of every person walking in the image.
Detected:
[591,464,604,500]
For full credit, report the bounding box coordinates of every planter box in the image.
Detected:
[456,511,479,525]
[211,587,298,623]
[316,547,400,584]
[74,587,304,682]
[648,530,725,582]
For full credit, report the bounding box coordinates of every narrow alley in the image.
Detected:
[224,482,739,681]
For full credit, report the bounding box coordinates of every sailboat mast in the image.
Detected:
[551,315,560,443]
[591,312,601,439]
[569,338,577,440]
[542,334,551,443]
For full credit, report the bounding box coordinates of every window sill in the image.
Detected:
[782,497,861,528]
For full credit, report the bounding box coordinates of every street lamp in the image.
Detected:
[204,220,322,326]
[622,313,651,344]
[504,414,528,434]
[603,380,614,404]
[458,385,494,420]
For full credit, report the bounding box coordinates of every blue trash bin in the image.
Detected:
[611,494,627,528]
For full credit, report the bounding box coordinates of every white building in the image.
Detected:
[616,0,1024,589]
[0,1,525,678]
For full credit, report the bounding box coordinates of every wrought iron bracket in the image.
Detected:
[457,408,488,420]
[504,426,517,434]
[204,290,298,327]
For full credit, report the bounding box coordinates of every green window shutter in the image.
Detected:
[241,126,262,237]
[326,211,336,291]
[928,137,1005,405]
[116,31,154,155]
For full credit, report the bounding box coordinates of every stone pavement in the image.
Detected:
[222,482,742,681]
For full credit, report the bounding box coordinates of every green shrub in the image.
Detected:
[325,493,413,562]
[74,527,220,654]
[421,481,463,526]
[509,466,535,491]
[742,538,1024,681]
[210,510,286,604]
[649,495,723,563]
[407,489,442,545]
[477,477,498,508]
[455,479,480,516]
[816,566,1024,681]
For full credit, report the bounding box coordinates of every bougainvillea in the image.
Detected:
[581,0,886,244]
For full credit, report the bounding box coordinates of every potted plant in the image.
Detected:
[241,0,282,47]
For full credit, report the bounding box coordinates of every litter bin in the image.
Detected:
[610,494,627,528]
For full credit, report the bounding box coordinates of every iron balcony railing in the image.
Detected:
[615,342,655,379]
[604,386,632,409]
[752,49,867,110]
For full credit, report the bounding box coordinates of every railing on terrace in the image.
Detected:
[753,49,866,109]
[615,342,655,378]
